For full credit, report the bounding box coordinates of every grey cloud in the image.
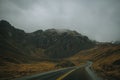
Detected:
[0,0,120,42]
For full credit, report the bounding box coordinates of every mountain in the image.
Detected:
[113,41,120,44]
[0,20,120,80]
[0,20,95,63]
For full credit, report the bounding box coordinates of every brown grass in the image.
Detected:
[69,44,120,79]
[0,61,58,79]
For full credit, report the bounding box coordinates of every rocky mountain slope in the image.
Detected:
[0,20,95,63]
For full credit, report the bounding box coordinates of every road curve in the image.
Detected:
[85,61,103,80]
[14,61,103,80]
[14,67,77,80]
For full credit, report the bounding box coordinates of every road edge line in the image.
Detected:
[56,69,76,80]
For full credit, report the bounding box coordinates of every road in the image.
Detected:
[14,61,103,80]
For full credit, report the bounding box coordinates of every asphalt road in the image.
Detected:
[14,61,102,80]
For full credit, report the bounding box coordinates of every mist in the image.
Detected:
[0,0,120,42]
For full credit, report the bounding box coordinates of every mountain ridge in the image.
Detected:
[0,20,95,63]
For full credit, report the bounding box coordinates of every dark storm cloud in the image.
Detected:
[0,0,120,42]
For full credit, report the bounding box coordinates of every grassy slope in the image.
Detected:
[69,44,120,79]
[0,42,58,80]
[0,61,58,79]
[92,45,120,80]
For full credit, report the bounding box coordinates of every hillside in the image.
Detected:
[0,20,95,63]
[69,43,120,79]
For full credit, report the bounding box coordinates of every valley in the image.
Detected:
[0,20,120,80]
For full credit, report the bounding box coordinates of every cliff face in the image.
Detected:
[0,20,95,63]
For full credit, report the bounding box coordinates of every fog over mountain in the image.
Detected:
[0,0,120,42]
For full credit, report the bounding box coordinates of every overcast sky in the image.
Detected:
[0,0,120,42]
